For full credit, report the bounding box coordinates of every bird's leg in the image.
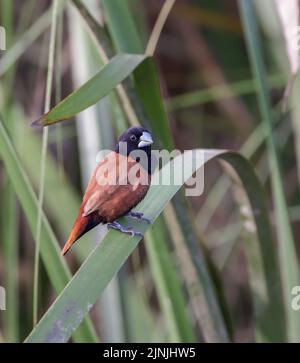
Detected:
[126,211,151,224]
[107,221,143,237]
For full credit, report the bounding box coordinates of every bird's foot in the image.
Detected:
[126,211,151,224]
[107,221,143,237]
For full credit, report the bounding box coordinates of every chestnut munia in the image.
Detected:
[61,127,153,256]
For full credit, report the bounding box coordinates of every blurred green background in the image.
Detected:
[0,0,300,343]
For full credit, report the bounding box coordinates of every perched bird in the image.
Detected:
[61,126,153,256]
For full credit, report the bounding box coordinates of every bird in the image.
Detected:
[61,126,154,256]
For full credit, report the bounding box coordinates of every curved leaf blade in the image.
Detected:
[32,53,146,127]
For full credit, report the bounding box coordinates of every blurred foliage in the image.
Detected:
[0,0,299,343]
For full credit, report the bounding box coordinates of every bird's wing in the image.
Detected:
[82,189,102,217]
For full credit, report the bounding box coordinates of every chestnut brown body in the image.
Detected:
[61,151,151,255]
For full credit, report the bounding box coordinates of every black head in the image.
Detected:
[115,126,153,173]
[115,126,153,154]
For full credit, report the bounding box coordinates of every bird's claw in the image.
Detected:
[107,221,143,238]
[126,211,151,224]
[133,231,143,238]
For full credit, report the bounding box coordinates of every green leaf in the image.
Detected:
[239,0,299,342]
[0,110,19,342]
[134,58,173,151]
[220,152,286,341]
[25,149,283,343]
[123,278,165,342]
[32,54,146,127]
[0,115,98,342]
[145,218,196,342]
[102,0,143,53]
[165,74,286,110]
[1,180,18,342]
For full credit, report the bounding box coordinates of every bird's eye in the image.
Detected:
[130,135,137,141]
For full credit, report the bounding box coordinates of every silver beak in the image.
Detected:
[138,131,153,148]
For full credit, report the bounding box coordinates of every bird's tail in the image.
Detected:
[61,212,102,256]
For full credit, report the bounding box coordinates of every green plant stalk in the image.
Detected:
[102,0,143,53]
[123,278,165,342]
[145,0,176,56]
[221,153,286,341]
[145,218,196,342]
[171,193,230,341]
[162,204,220,342]
[33,0,59,327]
[2,179,19,342]
[239,0,299,341]
[71,0,114,58]
[0,116,98,342]
[55,7,64,180]
[253,0,300,187]
[1,1,19,343]
[223,158,282,341]
[134,59,173,150]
